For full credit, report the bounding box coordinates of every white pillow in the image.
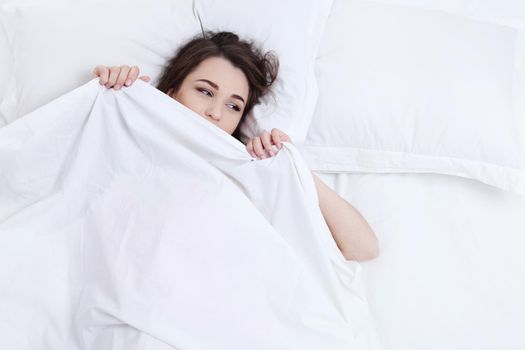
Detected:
[0,0,200,123]
[0,0,333,143]
[369,0,525,30]
[299,0,525,195]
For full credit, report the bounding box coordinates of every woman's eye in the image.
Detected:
[197,88,212,97]
[227,103,241,112]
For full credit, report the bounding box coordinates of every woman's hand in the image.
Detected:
[92,65,151,90]
[246,128,292,159]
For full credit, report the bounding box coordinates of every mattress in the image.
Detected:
[314,171,525,349]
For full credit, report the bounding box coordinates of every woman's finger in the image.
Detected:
[273,128,291,143]
[271,128,283,149]
[106,66,121,88]
[246,139,256,158]
[125,66,140,86]
[252,137,266,158]
[93,65,109,85]
[138,75,151,83]
[114,65,131,90]
[259,131,275,156]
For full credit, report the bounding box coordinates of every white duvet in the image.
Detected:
[0,79,379,350]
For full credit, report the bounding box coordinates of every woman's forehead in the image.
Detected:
[188,57,249,99]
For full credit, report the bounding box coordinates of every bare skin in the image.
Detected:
[92,60,379,261]
[247,130,379,261]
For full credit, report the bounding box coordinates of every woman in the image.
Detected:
[92,30,379,261]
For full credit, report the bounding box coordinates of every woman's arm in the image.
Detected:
[244,129,379,261]
[311,172,379,261]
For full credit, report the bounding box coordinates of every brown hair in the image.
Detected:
[156,30,279,142]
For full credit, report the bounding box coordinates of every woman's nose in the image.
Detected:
[205,102,221,121]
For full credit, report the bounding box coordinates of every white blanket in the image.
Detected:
[0,79,379,350]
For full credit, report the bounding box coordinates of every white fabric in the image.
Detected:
[315,171,525,349]
[0,0,200,123]
[0,7,12,128]
[367,0,525,30]
[0,0,332,143]
[0,10,10,96]
[301,0,525,195]
[0,79,380,350]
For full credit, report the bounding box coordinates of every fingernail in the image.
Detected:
[269,151,275,156]
[125,79,131,86]
[114,84,121,90]
[279,143,282,149]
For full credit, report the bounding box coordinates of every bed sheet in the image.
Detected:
[313,171,525,349]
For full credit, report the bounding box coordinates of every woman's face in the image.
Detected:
[168,56,249,135]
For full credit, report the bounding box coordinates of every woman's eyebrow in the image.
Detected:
[195,79,218,89]
[195,79,246,104]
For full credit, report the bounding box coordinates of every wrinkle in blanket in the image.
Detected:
[0,79,379,350]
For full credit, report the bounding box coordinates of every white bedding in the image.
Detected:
[315,171,525,349]
[2,1,523,349]
[0,79,380,349]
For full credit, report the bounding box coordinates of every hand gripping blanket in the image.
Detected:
[0,79,380,350]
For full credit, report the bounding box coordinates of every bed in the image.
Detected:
[314,171,525,349]
[304,1,525,347]
[1,0,524,349]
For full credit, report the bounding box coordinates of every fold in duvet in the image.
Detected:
[0,79,379,350]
